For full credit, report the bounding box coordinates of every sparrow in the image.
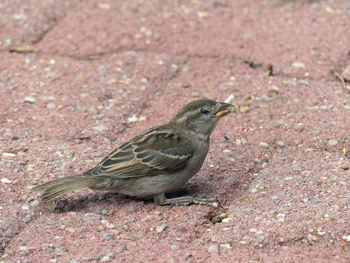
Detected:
[33,99,236,206]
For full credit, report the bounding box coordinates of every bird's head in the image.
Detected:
[170,99,236,137]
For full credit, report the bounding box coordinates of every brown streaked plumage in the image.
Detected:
[33,99,236,206]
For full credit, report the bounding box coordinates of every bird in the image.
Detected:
[33,99,236,206]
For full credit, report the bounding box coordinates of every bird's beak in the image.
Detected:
[213,102,237,118]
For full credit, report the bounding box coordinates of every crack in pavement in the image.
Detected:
[0,212,39,256]
[31,0,83,45]
[2,47,343,84]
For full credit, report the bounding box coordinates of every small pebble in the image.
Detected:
[101,219,114,228]
[220,243,231,249]
[170,244,179,251]
[304,148,314,153]
[127,113,146,123]
[19,246,28,251]
[197,11,208,19]
[101,232,114,241]
[92,125,108,132]
[88,255,100,261]
[39,96,55,102]
[267,86,279,97]
[2,153,16,157]
[211,202,219,208]
[23,215,32,223]
[328,139,338,147]
[31,200,39,207]
[156,224,167,233]
[256,230,264,235]
[54,247,68,256]
[82,213,97,221]
[325,6,334,13]
[1,178,12,183]
[115,244,126,253]
[342,63,350,80]
[224,94,235,104]
[277,213,285,222]
[317,230,326,236]
[276,141,285,147]
[72,104,81,110]
[342,235,350,242]
[110,229,120,235]
[341,164,349,170]
[292,62,305,68]
[241,138,248,145]
[66,228,76,233]
[259,142,269,148]
[127,205,135,211]
[221,217,233,223]
[207,244,219,253]
[98,3,110,9]
[101,252,115,262]
[250,188,258,193]
[46,103,56,109]
[24,96,36,104]
[21,204,30,211]
[311,2,320,8]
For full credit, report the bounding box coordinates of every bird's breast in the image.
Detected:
[171,140,210,188]
[188,141,210,174]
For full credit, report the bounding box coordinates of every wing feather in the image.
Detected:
[83,126,193,179]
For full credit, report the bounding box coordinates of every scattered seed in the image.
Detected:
[197,11,208,18]
[224,94,235,104]
[292,62,305,68]
[221,217,233,223]
[267,86,279,97]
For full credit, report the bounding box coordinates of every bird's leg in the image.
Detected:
[153,193,217,206]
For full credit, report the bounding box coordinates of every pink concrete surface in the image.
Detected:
[1,0,349,262]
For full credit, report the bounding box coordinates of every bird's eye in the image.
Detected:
[200,108,210,114]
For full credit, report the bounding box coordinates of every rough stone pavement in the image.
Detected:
[1,0,350,262]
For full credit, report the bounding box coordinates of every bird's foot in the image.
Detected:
[153,193,219,206]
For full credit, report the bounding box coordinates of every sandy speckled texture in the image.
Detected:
[1,0,350,262]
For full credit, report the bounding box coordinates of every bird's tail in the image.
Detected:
[32,175,103,202]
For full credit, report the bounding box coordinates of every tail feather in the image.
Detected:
[33,175,103,202]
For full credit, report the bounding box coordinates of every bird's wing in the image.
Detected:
[83,126,193,179]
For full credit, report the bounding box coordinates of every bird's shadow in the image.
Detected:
[35,169,253,215]
[38,187,204,214]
